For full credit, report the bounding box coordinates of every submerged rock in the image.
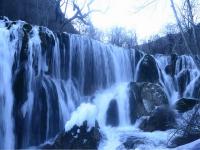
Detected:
[106,99,119,127]
[119,136,146,150]
[139,106,176,132]
[175,98,200,113]
[40,121,101,149]
[136,54,159,83]
[129,82,169,124]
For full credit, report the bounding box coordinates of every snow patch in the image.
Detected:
[65,103,97,132]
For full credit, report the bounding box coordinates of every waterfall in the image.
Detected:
[0,22,19,149]
[0,18,200,149]
[155,54,200,104]
[0,19,134,148]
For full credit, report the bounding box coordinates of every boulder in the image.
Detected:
[106,99,119,127]
[129,82,169,124]
[175,98,200,113]
[141,82,169,112]
[139,106,176,132]
[40,121,101,149]
[136,54,159,83]
[129,82,148,124]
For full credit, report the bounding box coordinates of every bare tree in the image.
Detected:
[170,0,200,68]
[107,27,137,49]
[56,0,99,30]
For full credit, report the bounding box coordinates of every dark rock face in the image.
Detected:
[165,53,178,76]
[177,70,190,97]
[0,0,76,33]
[139,106,176,132]
[175,98,200,113]
[106,99,119,127]
[136,54,159,83]
[12,65,29,148]
[129,82,169,124]
[40,121,101,149]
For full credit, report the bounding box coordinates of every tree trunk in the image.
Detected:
[170,0,200,69]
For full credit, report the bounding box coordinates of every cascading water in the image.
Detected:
[0,23,17,149]
[155,54,200,104]
[0,18,200,149]
[0,19,135,149]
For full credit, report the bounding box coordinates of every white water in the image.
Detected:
[0,22,19,149]
[93,82,131,127]
[0,19,200,149]
[155,55,200,105]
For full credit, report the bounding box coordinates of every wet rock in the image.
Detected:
[165,53,178,76]
[129,82,148,124]
[139,106,176,132]
[12,65,29,148]
[141,82,168,112]
[120,136,146,150]
[40,121,101,149]
[23,23,32,33]
[134,50,143,66]
[129,82,169,124]
[57,33,70,80]
[39,27,55,75]
[136,54,159,83]
[175,98,200,113]
[177,69,190,97]
[106,99,119,127]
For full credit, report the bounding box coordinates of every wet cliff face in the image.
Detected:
[0,18,200,149]
[0,0,77,33]
[0,18,134,149]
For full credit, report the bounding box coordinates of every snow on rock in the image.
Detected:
[65,103,97,132]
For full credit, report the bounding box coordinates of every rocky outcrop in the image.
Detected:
[0,0,77,33]
[136,54,159,83]
[40,121,101,149]
[129,82,168,124]
[106,99,119,127]
[175,98,200,113]
[139,106,176,132]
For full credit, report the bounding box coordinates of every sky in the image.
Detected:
[62,0,198,42]
[90,0,177,41]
